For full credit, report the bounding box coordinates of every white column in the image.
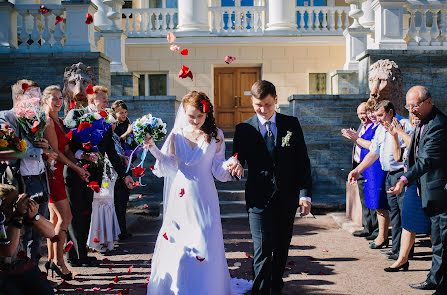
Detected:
[91,0,112,29]
[177,0,209,33]
[343,27,369,70]
[265,0,296,32]
[370,0,406,49]
[0,2,18,53]
[144,74,149,96]
[62,1,98,52]
[359,0,374,28]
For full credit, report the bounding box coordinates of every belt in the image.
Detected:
[388,168,404,175]
[22,172,46,181]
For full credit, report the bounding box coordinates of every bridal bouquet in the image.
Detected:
[132,114,167,143]
[14,88,47,143]
[64,108,115,153]
[0,124,27,154]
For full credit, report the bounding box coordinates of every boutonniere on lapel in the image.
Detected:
[281,131,292,147]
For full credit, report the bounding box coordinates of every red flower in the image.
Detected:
[77,121,92,133]
[196,256,205,262]
[201,100,210,113]
[233,153,238,159]
[109,264,115,271]
[39,5,50,14]
[22,83,29,94]
[99,110,108,118]
[134,181,141,186]
[178,65,193,80]
[128,265,134,274]
[55,16,64,25]
[69,100,76,110]
[149,165,155,171]
[93,237,99,243]
[66,130,73,140]
[82,142,92,149]
[179,188,185,197]
[85,13,94,25]
[64,241,73,252]
[114,276,120,283]
[86,84,94,95]
[180,49,189,56]
[224,55,236,64]
[87,181,100,193]
[82,164,89,169]
[132,166,145,178]
[163,233,168,240]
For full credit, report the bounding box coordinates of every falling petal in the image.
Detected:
[180,49,189,56]
[66,130,73,140]
[85,13,94,25]
[179,188,185,197]
[167,32,176,43]
[245,253,252,258]
[39,5,50,14]
[102,258,110,261]
[92,287,101,291]
[196,256,205,262]
[55,16,64,25]
[22,83,29,93]
[109,264,115,271]
[163,233,168,240]
[114,276,120,283]
[132,166,146,178]
[93,237,99,243]
[170,44,180,52]
[138,194,143,199]
[322,249,329,252]
[224,55,236,64]
[64,241,73,253]
[143,204,149,209]
[128,265,134,274]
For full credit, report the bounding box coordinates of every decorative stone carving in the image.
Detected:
[63,62,97,115]
[368,59,404,114]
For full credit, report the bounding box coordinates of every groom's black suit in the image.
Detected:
[65,108,128,264]
[233,112,312,294]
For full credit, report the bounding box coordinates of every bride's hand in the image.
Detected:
[143,135,155,149]
[226,158,244,178]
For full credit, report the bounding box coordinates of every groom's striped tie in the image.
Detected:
[264,121,275,158]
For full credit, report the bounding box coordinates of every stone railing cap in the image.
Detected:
[288,94,369,101]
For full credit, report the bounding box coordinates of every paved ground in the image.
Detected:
[39,213,435,295]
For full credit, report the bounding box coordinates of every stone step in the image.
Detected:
[218,189,246,201]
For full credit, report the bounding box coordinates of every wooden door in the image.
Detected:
[214,67,261,131]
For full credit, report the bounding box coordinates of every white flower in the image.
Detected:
[93,112,101,120]
[281,131,292,147]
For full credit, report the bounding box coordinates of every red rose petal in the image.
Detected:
[109,264,115,271]
[149,165,155,171]
[143,204,149,209]
[196,256,205,262]
[39,5,50,14]
[178,65,194,80]
[322,249,329,252]
[82,142,92,149]
[66,130,73,140]
[86,84,94,95]
[245,253,252,258]
[92,287,101,291]
[128,265,134,274]
[77,121,92,133]
[55,16,64,25]
[179,188,185,197]
[99,110,108,118]
[163,233,168,240]
[138,194,143,199]
[232,153,238,159]
[180,49,189,56]
[93,237,99,243]
[82,164,89,169]
[64,241,73,253]
[114,276,120,283]
[121,289,130,295]
[224,55,236,64]
[132,166,146,178]
[22,83,29,93]
[102,258,110,261]
[167,32,176,43]
[76,288,83,291]
[87,181,100,193]
[85,13,94,25]
[134,181,141,186]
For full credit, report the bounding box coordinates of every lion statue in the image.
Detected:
[63,62,96,115]
[368,59,404,114]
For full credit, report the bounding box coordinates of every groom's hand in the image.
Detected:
[299,199,311,217]
[124,175,136,189]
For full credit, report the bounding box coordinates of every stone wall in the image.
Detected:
[110,72,139,97]
[358,50,447,113]
[288,94,368,205]
[109,95,180,193]
[0,52,111,110]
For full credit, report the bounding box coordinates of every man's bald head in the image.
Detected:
[357,102,370,126]
[406,85,433,120]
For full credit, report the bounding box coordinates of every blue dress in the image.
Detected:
[360,124,389,210]
[401,184,431,234]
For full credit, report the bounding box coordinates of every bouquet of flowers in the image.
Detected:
[64,108,115,153]
[14,88,46,142]
[0,124,27,155]
[132,114,167,143]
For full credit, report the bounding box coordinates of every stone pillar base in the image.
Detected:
[330,70,359,95]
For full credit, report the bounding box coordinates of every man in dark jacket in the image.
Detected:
[388,86,447,294]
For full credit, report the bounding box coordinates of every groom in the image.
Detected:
[233,80,312,295]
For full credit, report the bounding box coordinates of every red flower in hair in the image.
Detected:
[132,166,145,178]
[99,110,108,118]
[22,83,29,94]
[86,84,94,95]
[201,100,210,113]
[85,13,94,25]
[77,121,92,133]
[69,100,76,110]
[55,16,64,25]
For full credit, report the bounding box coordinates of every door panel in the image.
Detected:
[214,67,260,132]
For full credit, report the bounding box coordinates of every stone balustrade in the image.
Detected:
[296,5,350,33]
[209,5,265,35]
[122,8,178,37]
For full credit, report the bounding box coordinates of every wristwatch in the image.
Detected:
[32,214,40,222]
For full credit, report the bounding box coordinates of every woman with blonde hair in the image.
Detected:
[41,85,90,280]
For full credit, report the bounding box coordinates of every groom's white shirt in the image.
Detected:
[256,111,311,204]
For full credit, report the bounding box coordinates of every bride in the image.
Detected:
[144,91,251,295]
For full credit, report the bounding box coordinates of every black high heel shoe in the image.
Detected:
[370,238,389,249]
[44,261,51,272]
[384,261,409,272]
[49,261,73,281]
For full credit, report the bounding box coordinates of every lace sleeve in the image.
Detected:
[212,129,233,182]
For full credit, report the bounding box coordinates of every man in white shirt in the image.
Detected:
[348,100,414,258]
[0,79,57,266]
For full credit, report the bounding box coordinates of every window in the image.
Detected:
[148,0,177,8]
[221,0,254,6]
[138,74,168,96]
[309,73,327,95]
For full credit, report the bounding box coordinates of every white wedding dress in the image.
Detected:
[146,127,252,295]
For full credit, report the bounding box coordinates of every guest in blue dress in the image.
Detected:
[384,115,431,272]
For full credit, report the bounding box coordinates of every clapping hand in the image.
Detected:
[383,121,397,136]
[391,117,404,134]
[341,128,359,142]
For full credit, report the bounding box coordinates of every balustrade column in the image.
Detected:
[102,0,127,72]
[370,0,406,49]
[62,0,98,52]
[0,2,18,52]
[265,0,296,32]
[177,0,209,33]
[359,0,374,28]
[91,0,112,29]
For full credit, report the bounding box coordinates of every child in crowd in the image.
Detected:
[111,100,132,147]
